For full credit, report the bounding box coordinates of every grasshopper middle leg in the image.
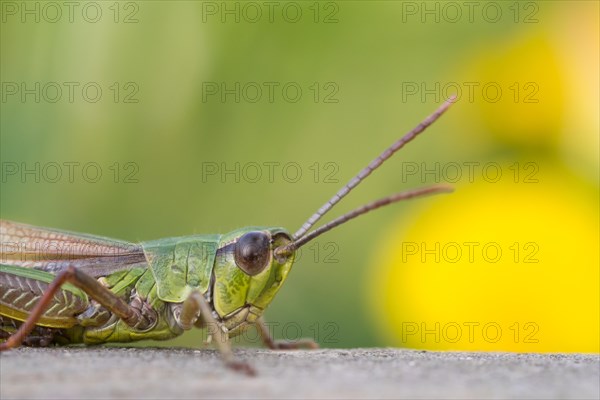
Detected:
[178,291,255,376]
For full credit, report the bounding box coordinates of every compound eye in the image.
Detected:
[234,231,271,276]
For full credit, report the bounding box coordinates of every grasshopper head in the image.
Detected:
[213,227,295,330]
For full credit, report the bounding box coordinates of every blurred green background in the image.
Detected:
[1,1,598,352]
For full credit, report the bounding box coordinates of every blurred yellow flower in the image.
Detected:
[369,167,599,353]
[468,33,564,149]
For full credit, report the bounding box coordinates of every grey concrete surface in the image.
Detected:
[0,347,598,399]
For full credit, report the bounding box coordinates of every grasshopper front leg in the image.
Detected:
[0,266,153,351]
[256,317,319,350]
[178,291,255,376]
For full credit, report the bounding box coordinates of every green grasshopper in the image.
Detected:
[0,99,455,374]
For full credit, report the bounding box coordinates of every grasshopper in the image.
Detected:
[0,99,455,374]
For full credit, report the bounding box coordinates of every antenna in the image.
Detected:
[276,185,453,258]
[292,96,456,240]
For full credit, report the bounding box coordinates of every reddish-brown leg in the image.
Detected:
[256,317,319,350]
[0,266,146,351]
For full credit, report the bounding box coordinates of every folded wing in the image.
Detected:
[0,220,147,277]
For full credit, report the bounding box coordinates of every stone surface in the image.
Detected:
[1,347,598,399]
